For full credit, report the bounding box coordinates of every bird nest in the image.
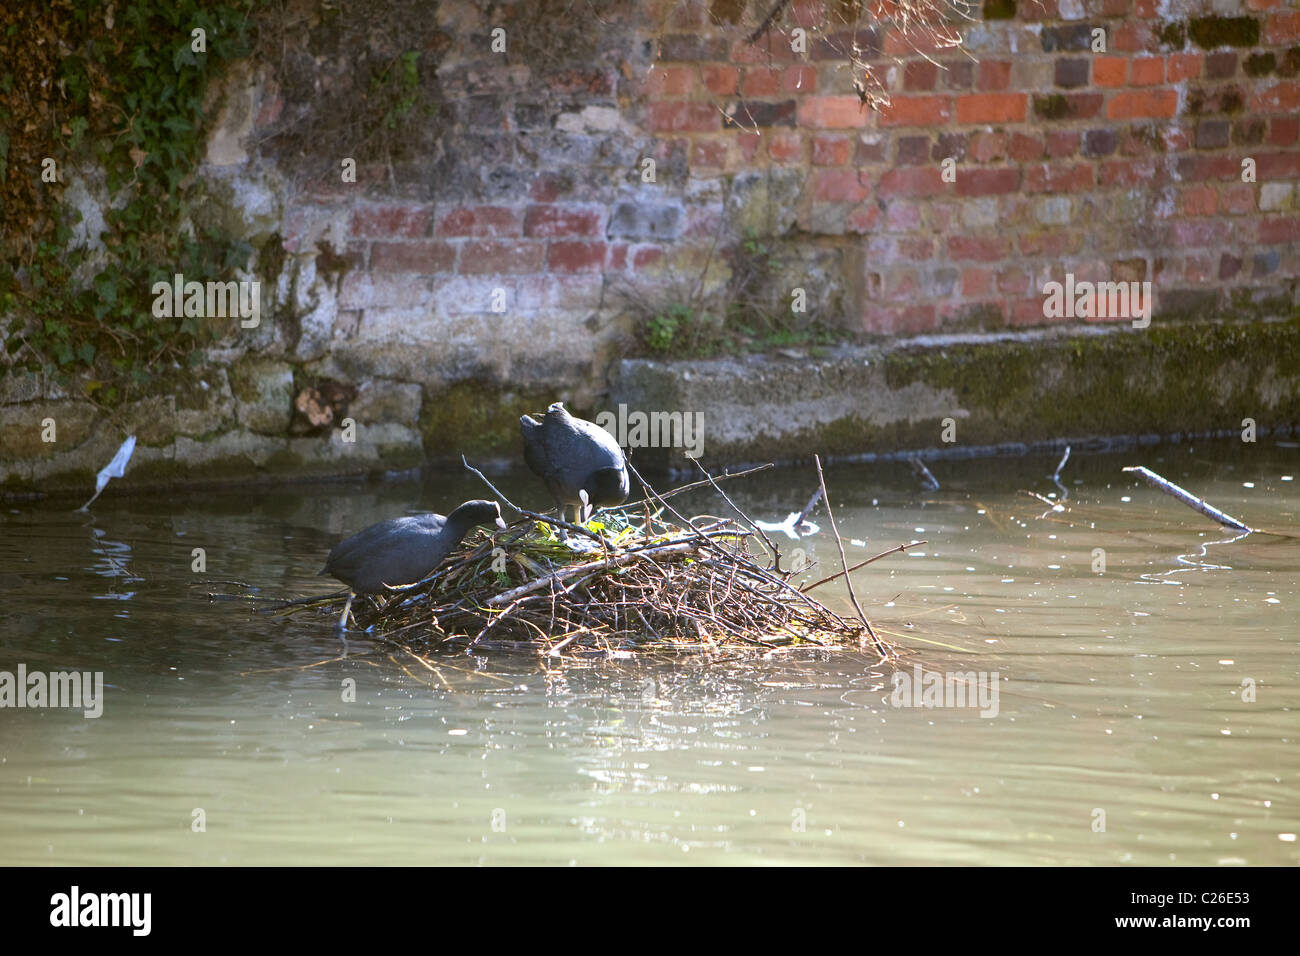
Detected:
[304,465,913,660]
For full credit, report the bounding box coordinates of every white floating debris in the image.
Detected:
[78,435,136,511]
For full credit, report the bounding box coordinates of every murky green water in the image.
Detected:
[1,439,1297,865]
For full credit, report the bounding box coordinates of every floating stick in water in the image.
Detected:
[78,435,136,512]
[909,456,940,491]
[1121,465,1252,533]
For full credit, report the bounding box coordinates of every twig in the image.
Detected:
[814,454,887,658]
[793,486,823,528]
[1052,446,1071,482]
[908,457,940,492]
[609,462,774,511]
[801,540,928,592]
[746,0,792,43]
[1121,466,1252,533]
[692,458,781,569]
[461,455,521,512]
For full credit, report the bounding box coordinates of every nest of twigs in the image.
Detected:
[305,464,906,659]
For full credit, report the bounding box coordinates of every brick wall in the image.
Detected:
[267,0,1300,397]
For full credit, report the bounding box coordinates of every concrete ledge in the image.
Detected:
[608,318,1300,472]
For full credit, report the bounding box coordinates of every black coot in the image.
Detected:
[520,402,629,524]
[322,499,506,628]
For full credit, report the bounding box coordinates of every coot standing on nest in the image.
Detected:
[321,499,506,629]
[520,402,630,524]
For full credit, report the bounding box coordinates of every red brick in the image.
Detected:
[1020,0,1059,19]
[691,138,728,167]
[370,240,456,273]
[956,167,1020,196]
[1176,153,1243,181]
[862,303,937,334]
[947,235,1012,261]
[643,65,694,96]
[885,202,922,230]
[1266,11,1300,45]
[1261,217,1300,243]
[812,135,853,165]
[879,95,953,127]
[883,26,951,56]
[631,245,663,270]
[897,237,935,261]
[784,65,817,93]
[1025,163,1096,193]
[1133,0,1158,15]
[1222,184,1256,215]
[1248,0,1281,9]
[523,205,603,238]
[1181,185,1218,217]
[1173,220,1231,245]
[977,61,1012,92]
[969,132,1007,163]
[701,65,739,96]
[530,174,568,203]
[1093,57,1127,88]
[814,168,871,202]
[1107,89,1177,120]
[1045,130,1080,157]
[546,240,607,273]
[742,67,781,97]
[1252,81,1300,113]
[1012,297,1054,326]
[647,102,719,132]
[878,167,945,196]
[1130,57,1164,86]
[730,34,796,64]
[1019,230,1082,257]
[1270,117,1299,145]
[1100,159,1156,187]
[435,206,522,238]
[1011,132,1047,160]
[1257,151,1300,179]
[905,60,938,91]
[459,240,544,274]
[350,204,432,238]
[1113,22,1158,53]
[798,95,869,128]
[606,243,627,270]
[962,268,993,296]
[737,132,763,162]
[847,206,880,234]
[1168,53,1203,83]
[957,93,1027,124]
[997,268,1030,295]
[768,132,804,162]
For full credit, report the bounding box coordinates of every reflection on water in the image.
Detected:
[0,439,1297,864]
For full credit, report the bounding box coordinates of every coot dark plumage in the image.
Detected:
[321,499,506,628]
[520,402,629,524]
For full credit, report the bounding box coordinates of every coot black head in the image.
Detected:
[520,402,629,523]
[322,498,506,629]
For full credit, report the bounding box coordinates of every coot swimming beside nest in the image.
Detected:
[520,402,629,524]
[321,498,506,629]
